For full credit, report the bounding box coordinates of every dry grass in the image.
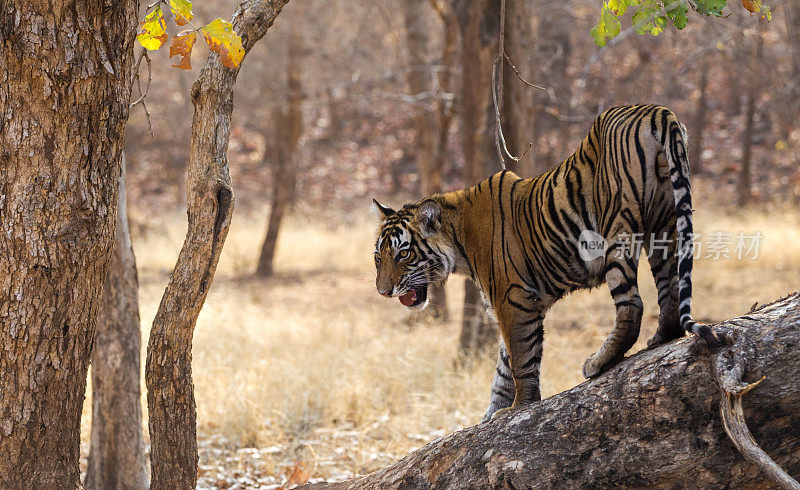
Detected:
[80,202,800,486]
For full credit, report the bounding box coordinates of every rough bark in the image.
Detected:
[403,0,448,319]
[145,1,289,488]
[456,0,500,355]
[0,1,138,487]
[256,19,303,278]
[318,294,800,489]
[85,155,148,490]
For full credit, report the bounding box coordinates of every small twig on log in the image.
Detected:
[715,338,800,490]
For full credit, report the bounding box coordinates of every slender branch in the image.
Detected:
[493,0,507,166]
[129,49,153,137]
[503,53,546,91]
[492,55,531,164]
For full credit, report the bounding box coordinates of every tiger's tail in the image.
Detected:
[663,113,718,345]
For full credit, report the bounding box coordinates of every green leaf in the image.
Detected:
[607,0,632,15]
[632,9,653,34]
[202,18,245,69]
[170,0,193,27]
[590,24,608,47]
[591,4,624,47]
[137,6,168,51]
[666,2,689,29]
[696,0,727,16]
[590,0,767,45]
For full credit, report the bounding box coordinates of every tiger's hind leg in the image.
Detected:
[582,246,643,379]
[481,341,514,423]
[491,302,544,418]
[644,228,683,348]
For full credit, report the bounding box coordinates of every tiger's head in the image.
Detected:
[372,198,454,309]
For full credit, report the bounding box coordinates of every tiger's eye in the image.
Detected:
[398,250,410,260]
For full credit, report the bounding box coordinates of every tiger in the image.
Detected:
[372,104,717,422]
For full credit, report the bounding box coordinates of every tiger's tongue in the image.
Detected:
[399,290,416,307]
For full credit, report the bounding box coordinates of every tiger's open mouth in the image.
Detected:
[398,285,428,308]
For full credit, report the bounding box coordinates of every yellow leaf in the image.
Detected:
[170,0,193,27]
[137,6,168,51]
[170,30,196,70]
[202,18,245,69]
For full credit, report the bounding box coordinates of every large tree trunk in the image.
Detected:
[402,0,448,320]
[0,2,138,487]
[85,155,148,490]
[319,294,800,489]
[145,1,289,488]
[456,0,500,356]
[256,19,303,278]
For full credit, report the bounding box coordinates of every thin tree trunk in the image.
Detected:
[85,154,148,490]
[788,0,800,75]
[403,0,437,196]
[739,28,763,207]
[320,294,800,489]
[0,2,138,487]
[456,0,500,355]
[402,0,448,319]
[728,13,745,115]
[457,283,496,360]
[256,21,303,278]
[431,18,458,190]
[689,58,709,175]
[501,0,535,177]
[145,2,289,488]
[532,2,572,170]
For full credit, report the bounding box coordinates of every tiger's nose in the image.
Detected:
[378,287,392,297]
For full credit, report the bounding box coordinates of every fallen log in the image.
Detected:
[317,294,800,489]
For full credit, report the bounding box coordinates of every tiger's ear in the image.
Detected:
[371,199,395,220]
[416,200,441,238]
